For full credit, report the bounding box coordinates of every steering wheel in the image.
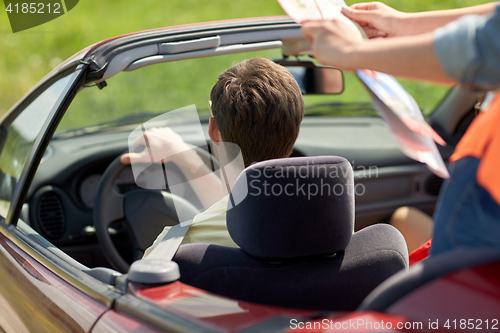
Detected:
[93,154,205,273]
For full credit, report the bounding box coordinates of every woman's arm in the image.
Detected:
[302,5,500,90]
[402,2,499,35]
[302,20,453,84]
[342,2,499,38]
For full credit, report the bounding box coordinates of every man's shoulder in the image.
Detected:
[192,195,229,225]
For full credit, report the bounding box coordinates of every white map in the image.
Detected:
[278,0,364,39]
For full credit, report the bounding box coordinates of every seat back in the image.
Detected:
[227,156,355,260]
[175,224,408,310]
[174,156,408,310]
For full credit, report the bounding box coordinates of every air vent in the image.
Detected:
[425,175,444,196]
[37,191,66,239]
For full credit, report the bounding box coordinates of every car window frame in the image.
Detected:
[0,62,123,309]
[1,64,85,226]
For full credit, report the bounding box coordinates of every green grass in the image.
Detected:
[0,0,487,119]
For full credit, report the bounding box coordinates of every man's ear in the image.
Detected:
[208,117,222,143]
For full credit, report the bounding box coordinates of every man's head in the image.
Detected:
[209,57,304,167]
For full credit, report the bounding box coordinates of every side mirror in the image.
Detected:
[275,60,344,95]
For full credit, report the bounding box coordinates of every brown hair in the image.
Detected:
[210,57,304,167]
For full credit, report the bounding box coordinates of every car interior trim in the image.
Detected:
[218,28,303,46]
[159,36,221,54]
[85,17,297,65]
[125,41,283,72]
[429,86,482,136]
[102,44,159,80]
[84,22,301,84]
[353,163,432,180]
[100,26,304,82]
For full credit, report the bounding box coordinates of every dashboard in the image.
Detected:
[78,165,187,209]
[79,174,102,208]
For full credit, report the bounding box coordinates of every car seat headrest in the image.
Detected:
[227,156,355,260]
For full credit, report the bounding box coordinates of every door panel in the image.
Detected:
[0,232,107,333]
[354,164,440,230]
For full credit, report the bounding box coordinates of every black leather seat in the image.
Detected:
[173,156,409,310]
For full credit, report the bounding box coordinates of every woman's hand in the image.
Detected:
[302,19,452,84]
[302,20,363,70]
[342,2,409,38]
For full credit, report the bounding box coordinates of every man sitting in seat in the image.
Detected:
[121,57,305,255]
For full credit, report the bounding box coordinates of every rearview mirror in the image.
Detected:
[275,60,344,95]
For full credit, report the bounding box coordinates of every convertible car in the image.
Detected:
[1,17,499,332]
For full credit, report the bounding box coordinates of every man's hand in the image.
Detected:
[342,2,408,38]
[302,20,363,70]
[121,127,198,168]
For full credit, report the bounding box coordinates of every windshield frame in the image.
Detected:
[2,64,88,226]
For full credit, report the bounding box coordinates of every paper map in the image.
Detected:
[277,0,450,178]
[357,70,450,179]
[278,0,364,39]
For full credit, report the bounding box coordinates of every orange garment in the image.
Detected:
[450,93,500,204]
[409,239,432,266]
